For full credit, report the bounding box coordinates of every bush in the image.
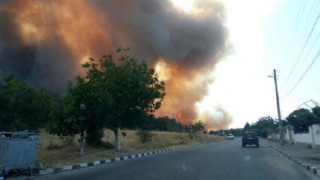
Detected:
[122,132,127,137]
[137,130,153,143]
[99,141,115,149]
[86,128,104,147]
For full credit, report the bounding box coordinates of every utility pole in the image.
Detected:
[269,69,284,145]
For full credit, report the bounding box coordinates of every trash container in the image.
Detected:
[0,130,39,176]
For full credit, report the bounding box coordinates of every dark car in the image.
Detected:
[242,131,259,148]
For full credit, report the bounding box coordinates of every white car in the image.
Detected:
[226,134,234,140]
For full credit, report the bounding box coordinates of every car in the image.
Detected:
[242,131,259,148]
[226,134,234,140]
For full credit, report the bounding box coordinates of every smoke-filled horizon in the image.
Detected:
[0,0,231,130]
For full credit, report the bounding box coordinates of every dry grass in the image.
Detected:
[36,129,224,168]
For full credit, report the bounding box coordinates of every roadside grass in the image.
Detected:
[37,130,224,168]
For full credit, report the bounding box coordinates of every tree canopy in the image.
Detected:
[312,106,320,121]
[0,76,58,132]
[286,108,318,133]
[49,50,166,152]
[243,122,251,131]
[250,116,276,138]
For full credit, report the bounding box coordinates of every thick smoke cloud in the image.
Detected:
[89,0,227,69]
[0,1,79,91]
[0,0,231,129]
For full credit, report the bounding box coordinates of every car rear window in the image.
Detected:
[244,133,257,137]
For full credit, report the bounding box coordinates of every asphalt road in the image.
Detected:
[32,138,318,180]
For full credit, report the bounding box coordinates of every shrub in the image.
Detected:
[137,130,153,143]
[100,141,115,149]
[121,132,127,137]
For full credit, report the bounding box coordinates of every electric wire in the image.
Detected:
[282,10,320,88]
[282,48,320,98]
[280,0,309,87]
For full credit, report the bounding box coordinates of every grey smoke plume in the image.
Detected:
[89,0,227,69]
[0,0,231,127]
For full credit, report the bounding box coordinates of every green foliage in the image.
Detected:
[312,106,320,121]
[250,116,276,138]
[99,141,115,149]
[286,108,317,133]
[85,53,166,130]
[0,76,58,132]
[151,116,184,132]
[243,122,251,131]
[49,50,166,151]
[184,125,193,139]
[192,121,205,133]
[47,76,111,147]
[137,130,154,143]
[184,121,205,139]
[81,51,166,151]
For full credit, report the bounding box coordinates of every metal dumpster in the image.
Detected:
[0,130,39,176]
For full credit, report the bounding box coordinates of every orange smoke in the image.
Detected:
[154,58,230,128]
[0,0,231,129]
[19,1,109,60]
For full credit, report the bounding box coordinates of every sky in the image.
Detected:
[172,0,320,129]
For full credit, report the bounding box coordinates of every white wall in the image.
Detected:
[312,124,320,145]
[294,133,312,144]
[268,133,279,140]
[293,124,320,146]
[284,129,289,141]
[270,124,320,147]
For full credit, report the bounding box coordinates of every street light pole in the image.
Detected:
[269,69,284,145]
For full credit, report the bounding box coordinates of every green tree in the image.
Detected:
[192,121,205,133]
[185,121,205,139]
[48,76,111,154]
[184,124,193,139]
[82,50,166,151]
[312,106,320,122]
[0,76,57,132]
[251,116,276,138]
[152,116,184,132]
[286,108,316,133]
[243,122,251,131]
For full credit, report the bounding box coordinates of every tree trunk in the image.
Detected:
[80,130,85,155]
[114,129,121,152]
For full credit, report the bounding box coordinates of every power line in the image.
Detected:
[288,0,309,54]
[286,0,306,50]
[296,99,320,109]
[310,99,320,106]
[280,0,310,86]
[282,49,320,98]
[297,30,320,69]
[291,0,307,38]
[282,11,320,88]
[310,0,320,22]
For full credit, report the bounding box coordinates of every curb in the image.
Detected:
[269,144,320,177]
[35,146,182,176]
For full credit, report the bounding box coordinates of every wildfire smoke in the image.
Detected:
[0,0,231,129]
